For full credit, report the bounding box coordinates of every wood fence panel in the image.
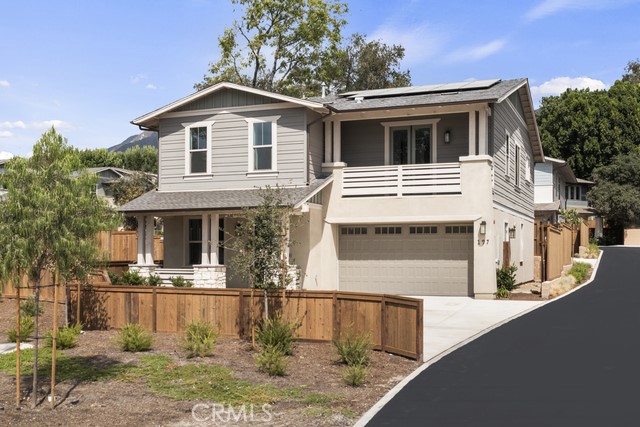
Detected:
[579,222,589,248]
[68,286,423,360]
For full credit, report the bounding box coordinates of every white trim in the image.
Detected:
[324,121,332,163]
[163,102,302,119]
[245,115,281,173]
[182,174,214,181]
[496,80,527,104]
[468,111,476,156]
[325,214,481,224]
[184,120,213,176]
[331,104,479,123]
[293,176,335,208]
[246,171,279,179]
[505,97,528,128]
[478,108,488,155]
[381,119,440,165]
[505,130,511,179]
[133,81,326,125]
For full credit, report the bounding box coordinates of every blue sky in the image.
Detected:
[1,0,639,158]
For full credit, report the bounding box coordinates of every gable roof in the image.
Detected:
[541,156,577,183]
[132,82,327,129]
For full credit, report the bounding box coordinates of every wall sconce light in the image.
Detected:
[444,130,451,144]
[509,226,516,240]
[478,221,487,245]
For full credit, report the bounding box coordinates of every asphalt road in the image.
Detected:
[368,247,640,427]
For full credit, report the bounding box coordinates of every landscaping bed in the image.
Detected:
[0,299,418,426]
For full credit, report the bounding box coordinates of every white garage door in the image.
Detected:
[339,224,473,296]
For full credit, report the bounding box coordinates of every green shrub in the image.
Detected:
[256,316,297,356]
[118,323,153,352]
[495,286,510,299]
[170,276,193,288]
[585,242,600,259]
[255,345,287,376]
[568,262,590,284]
[496,264,518,291]
[108,271,125,285]
[122,270,146,286]
[183,321,218,358]
[146,274,162,287]
[342,364,368,387]
[20,296,44,317]
[46,324,82,349]
[333,331,372,367]
[7,316,35,342]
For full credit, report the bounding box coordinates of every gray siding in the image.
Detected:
[341,113,470,167]
[158,107,308,191]
[534,163,553,185]
[492,98,535,217]
[307,111,324,180]
[341,120,385,167]
[175,88,279,112]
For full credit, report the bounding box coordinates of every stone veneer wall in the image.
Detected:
[193,266,226,288]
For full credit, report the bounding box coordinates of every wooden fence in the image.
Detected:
[535,221,588,281]
[67,285,423,360]
[97,231,164,263]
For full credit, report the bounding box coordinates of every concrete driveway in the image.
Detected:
[365,247,638,427]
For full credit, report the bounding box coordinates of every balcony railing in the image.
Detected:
[342,163,462,197]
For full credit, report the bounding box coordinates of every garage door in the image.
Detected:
[339,224,473,296]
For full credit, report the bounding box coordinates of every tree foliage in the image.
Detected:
[588,153,640,228]
[112,172,157,206]
[622,58,640,85]
[78,145,158,174]
[318,33,411,93]
[195,0,348,96]
[537,74,640,179]
[0,128,120,406]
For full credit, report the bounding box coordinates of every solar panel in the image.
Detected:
[340,79,501,100]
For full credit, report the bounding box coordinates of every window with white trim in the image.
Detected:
[505,132,510,178]
[246,116,280,173]
[184,121,212,175]
[515,145,521,187]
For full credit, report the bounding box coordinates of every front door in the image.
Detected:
[187,218,202,265]
[391,126,432,165]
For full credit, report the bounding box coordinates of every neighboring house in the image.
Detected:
[534,158,603,238]
[120,79,544,298]
[87,166,156,207]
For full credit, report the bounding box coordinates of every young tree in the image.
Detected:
[195,0,348,96]
[0,128,119,408]
[227,187,296,323]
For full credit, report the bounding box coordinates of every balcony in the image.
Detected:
[342,163,462,198]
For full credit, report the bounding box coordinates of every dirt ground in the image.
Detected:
[0,298,418,427]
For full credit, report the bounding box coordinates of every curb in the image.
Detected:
[354,249,604,427]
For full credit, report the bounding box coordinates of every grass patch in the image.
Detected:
[0,348,133,382]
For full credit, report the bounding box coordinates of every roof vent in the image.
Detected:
[355,96,364,103]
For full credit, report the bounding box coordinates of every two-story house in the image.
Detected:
[120,79,543,298]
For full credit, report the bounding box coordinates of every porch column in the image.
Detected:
[201,213,210,265]
[468,111,477,156]
[136,215,145,265]
[333,120,341,162]
[144,215,154,265]
[210,213,219,265]
[324,120,332,162]
[478,108,488,155]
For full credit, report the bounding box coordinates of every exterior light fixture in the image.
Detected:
[509,226,516,239]
[479,221,486,235]
[444,130,451,144]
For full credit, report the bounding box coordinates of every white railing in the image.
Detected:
[342,163,462,197]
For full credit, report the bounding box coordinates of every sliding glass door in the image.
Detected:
[391,125,432,165]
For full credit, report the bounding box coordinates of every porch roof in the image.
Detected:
[534,201,561,212]
[118,176,332,214]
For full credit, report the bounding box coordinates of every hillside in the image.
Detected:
[108,131,158,152]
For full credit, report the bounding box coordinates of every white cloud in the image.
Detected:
[31,120,73,130]
[369,23,447,66]
[530,76,608,97]
[130,73,147,84]
[0,131,13,138]
[0,80,9,87]
[526,0,635,21]
[145,84,157,90]
[0,151,14,160]
[0,120,26,129]
[445,39,507,63]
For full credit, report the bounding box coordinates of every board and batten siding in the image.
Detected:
[158,107,308,191]
[340,113,470,167]
[174,88,279,112]
[491,98,535,218]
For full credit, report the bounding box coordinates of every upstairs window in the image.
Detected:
[246,116,280,173]
[185,121,212,175]
[515,145,521,187]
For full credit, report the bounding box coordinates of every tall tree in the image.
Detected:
[622,58,640,84]
[318,33,411,93]
[537,79,640,178]
[0,128,118,407]
[78,146,158,174]
[195,0,348,96]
